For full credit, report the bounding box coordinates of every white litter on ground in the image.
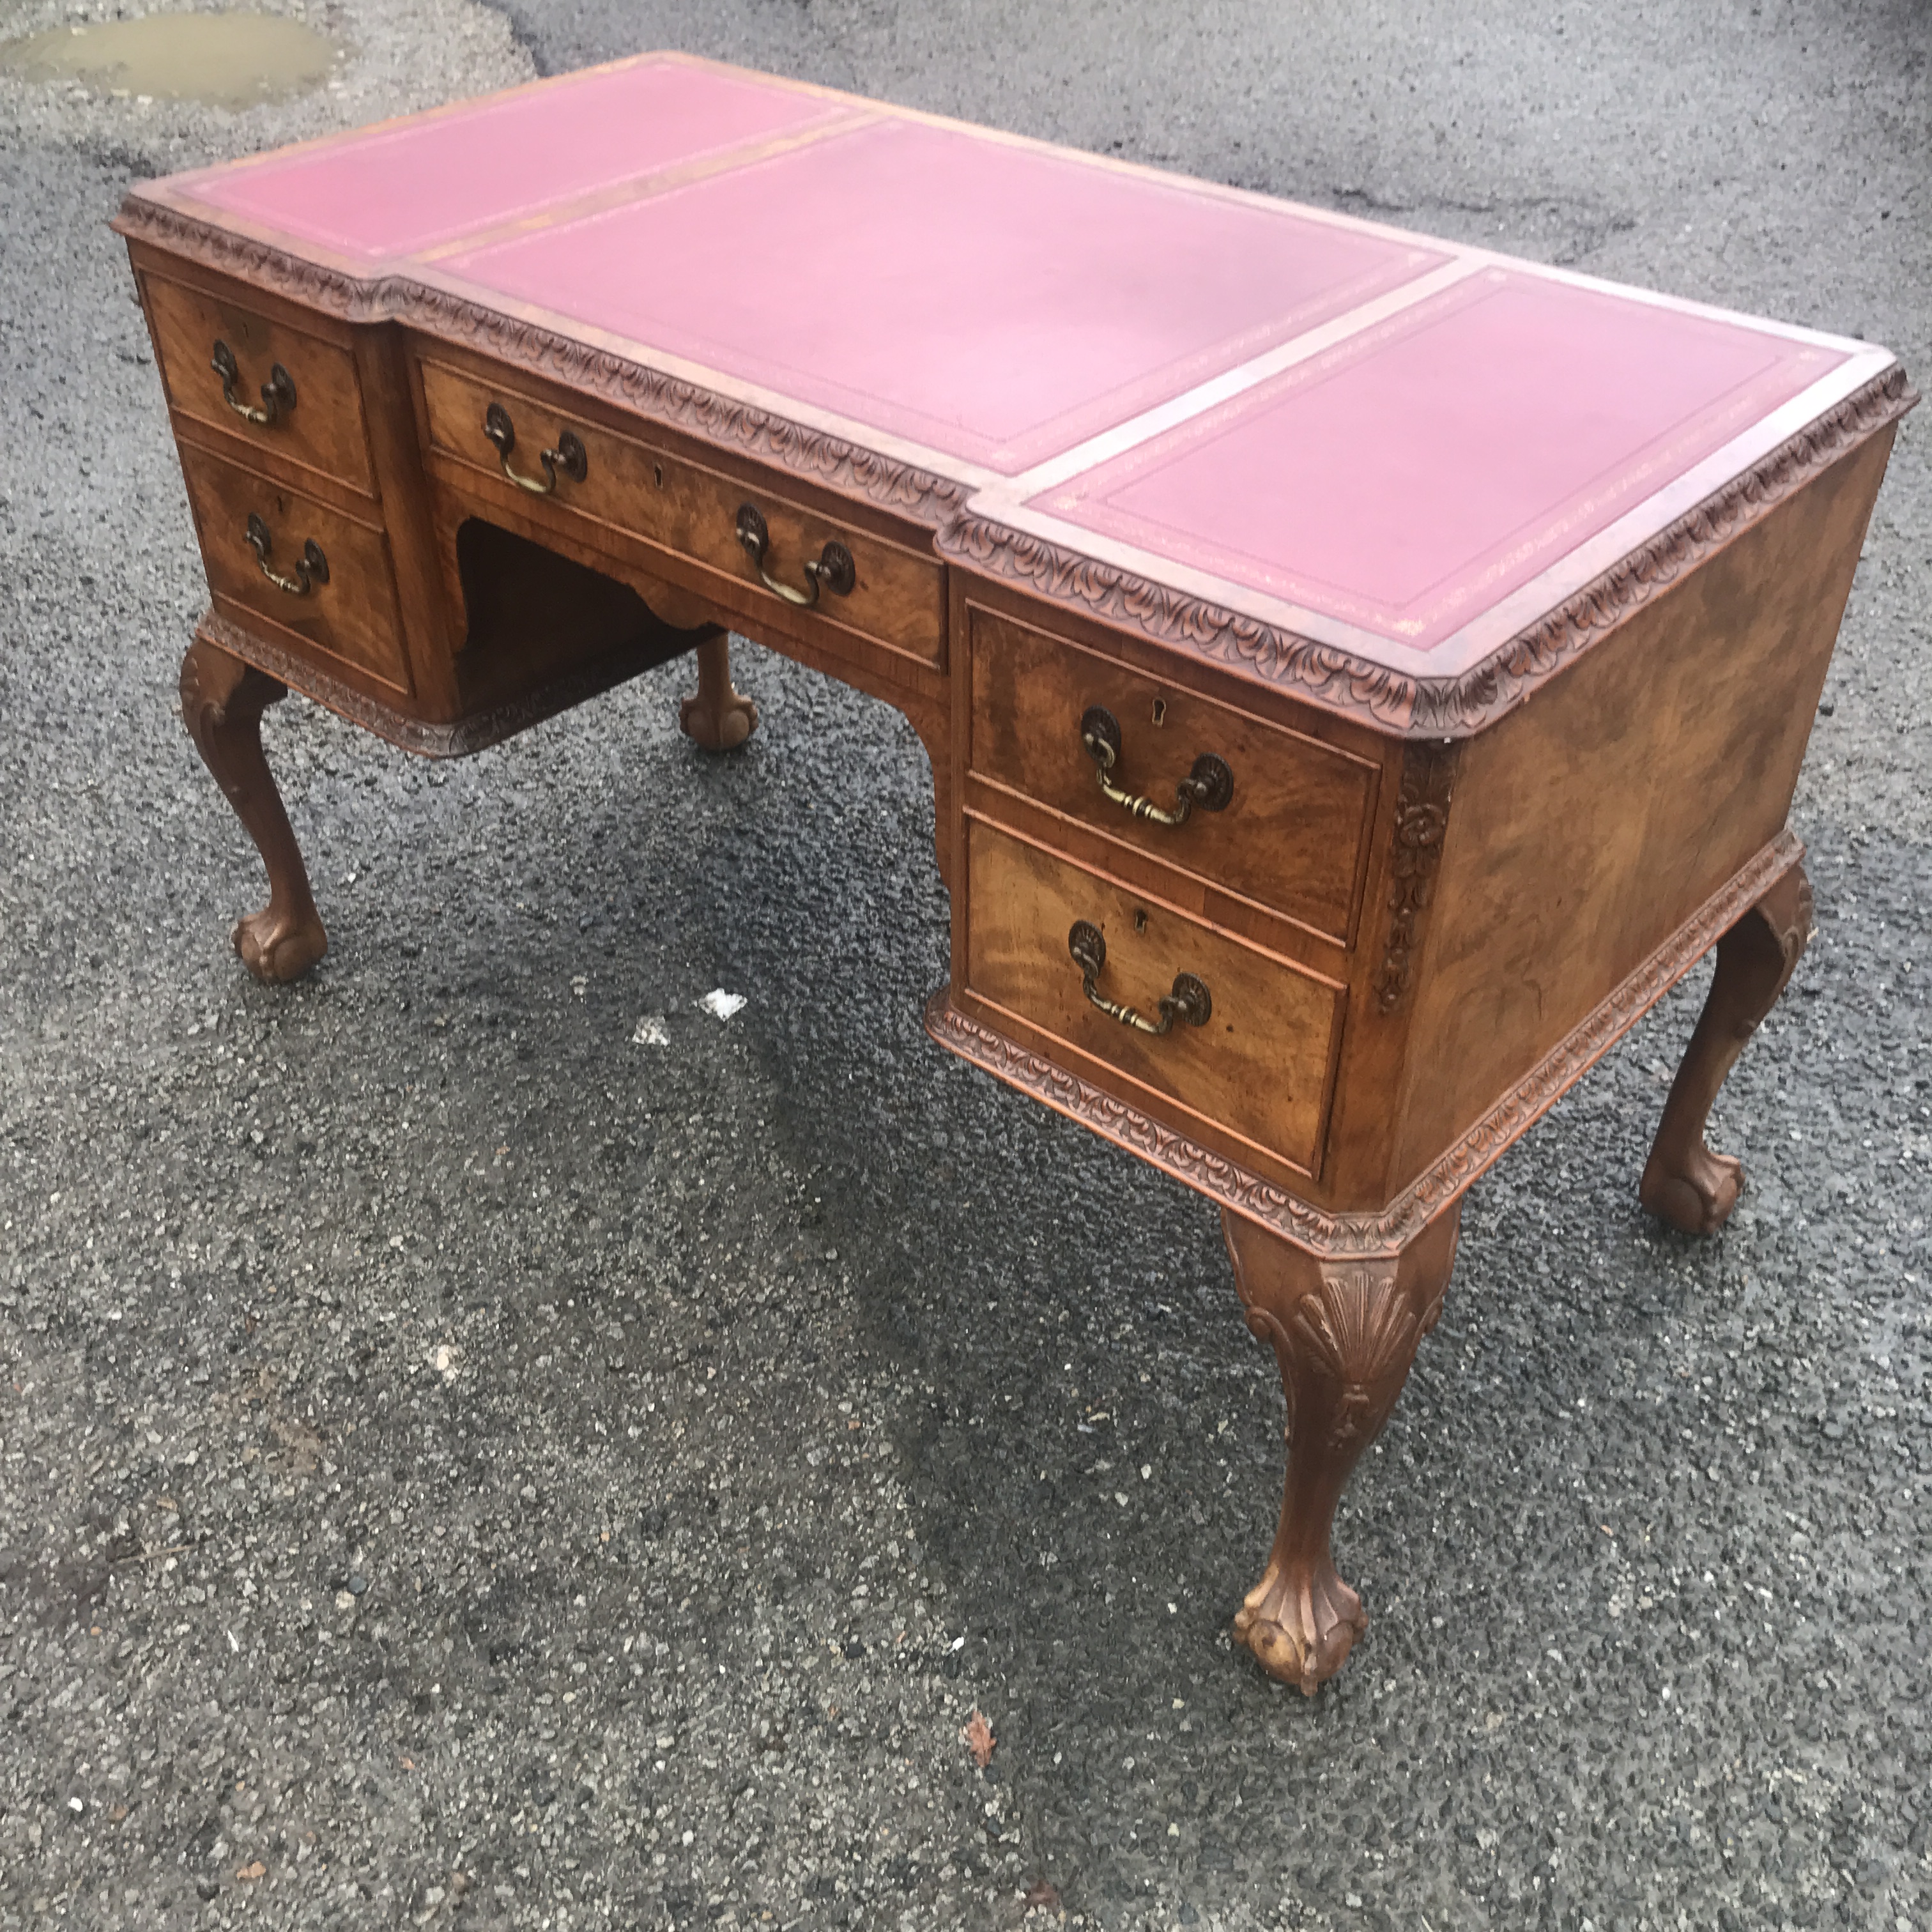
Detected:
[631,1015,671,1046]
[700,989,748,1021]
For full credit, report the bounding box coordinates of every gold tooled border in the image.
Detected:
[938,371,1914,739]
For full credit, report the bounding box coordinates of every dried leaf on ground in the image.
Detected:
[270,1414,323,1473]
[235,1861,266,1881]
[963,1709,995,1767]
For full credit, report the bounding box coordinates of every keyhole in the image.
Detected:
[1133,908,1148,934]
[653,462,664,489]
[1151,698,1167,726]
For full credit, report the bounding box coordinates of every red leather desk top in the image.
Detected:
[134,52,1897,681]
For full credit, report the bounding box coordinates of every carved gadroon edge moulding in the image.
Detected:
[119,199,1913,733]
[926,825,1802,1256]
[938,366,1916,738]
[112,198,974,526]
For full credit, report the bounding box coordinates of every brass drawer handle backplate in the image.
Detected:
[211,340,296,426]
[1068,920,1212,1036]
[1080,705,1233,827]
[244,512,328,597]
[736,503,855,607]
[482,401,588,495]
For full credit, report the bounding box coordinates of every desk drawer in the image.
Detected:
[179,443,410,693]
[142,273,375,493]
[418,358,944,670]
[968,607,1379,946]
[965,821,1344,1176]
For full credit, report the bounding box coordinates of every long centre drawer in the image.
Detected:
[416,356,946,671]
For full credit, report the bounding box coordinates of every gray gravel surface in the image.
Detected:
[2,3,1929,1929]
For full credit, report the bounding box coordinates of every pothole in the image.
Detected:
[0,10,339,108]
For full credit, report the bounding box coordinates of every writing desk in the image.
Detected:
[115,52,1912,1693]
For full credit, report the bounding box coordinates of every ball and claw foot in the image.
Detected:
[233,903,328,985]
[678,633,759,751]
[180,631,328,986]
[1639,862,1813,1238]
[1234,1554,1368,1696]
[1639,1142,1744,1238]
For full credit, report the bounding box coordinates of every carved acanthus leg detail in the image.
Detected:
[180,633,326,985]
[1224,1202,1462,1694]
[678,632,759,751]
[1640,862,1814,1236]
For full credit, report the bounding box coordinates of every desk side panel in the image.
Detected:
[1383,425,1896,1194]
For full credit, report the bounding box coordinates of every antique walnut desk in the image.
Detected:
[115,53,1913,1694]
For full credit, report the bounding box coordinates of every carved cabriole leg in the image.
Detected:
[1640,862,1814,1236]
[1224,1202,1462,1694]
[678,632,760,751]
[179,633,327,985]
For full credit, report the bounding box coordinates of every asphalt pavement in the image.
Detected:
[2,3,1929,1929]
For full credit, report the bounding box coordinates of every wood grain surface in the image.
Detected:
[1384,429,1894,1191]
[967,602,1379,946]
[963,818,1345,1177]
[178,438,409,693]
[144,270,376,493]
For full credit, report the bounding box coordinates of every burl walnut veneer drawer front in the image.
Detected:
[969,608,1378,946]
[417,359,946,670]
[178,443,409,693]
[143,274,376,493]
[966,821,1344,1177]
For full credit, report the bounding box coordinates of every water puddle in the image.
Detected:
[0,10,339,107]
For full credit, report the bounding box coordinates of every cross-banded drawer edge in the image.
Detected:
[962,817,1348,1181]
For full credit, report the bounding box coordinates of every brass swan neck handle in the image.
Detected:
[735,503,855,607]
[1068,921,1212,1036]
[244,513,328,597]
[1080,705,1232,827]
[212,340,296,426]
[482,401,587,495]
